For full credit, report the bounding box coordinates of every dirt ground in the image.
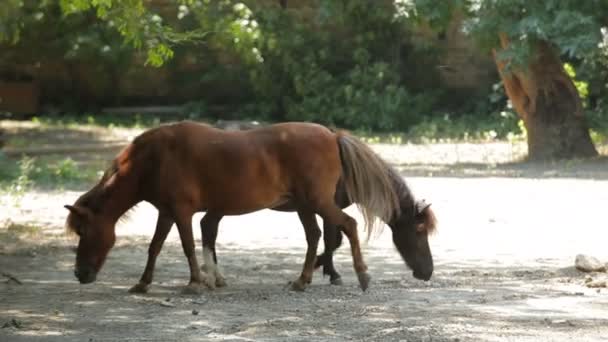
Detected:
[2,122,608,341]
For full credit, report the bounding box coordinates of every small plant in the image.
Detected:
[8,156,35,196]
[1,155,100,193]
[50,158,80,181]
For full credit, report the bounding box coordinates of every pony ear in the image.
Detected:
[64,204,88,218]
[415,200,438,234]
[415,200,432,216]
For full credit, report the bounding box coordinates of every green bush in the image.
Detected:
[231,1,443,131]
[284,58,435,131]
[3,0,538,139]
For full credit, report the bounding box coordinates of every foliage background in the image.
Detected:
[0,0,607,140]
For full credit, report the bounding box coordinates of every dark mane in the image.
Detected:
[422,206,438,235]
[65,147,133,235]
[386,166,414,214]
[100,160,119,185]
[386,165,437,234]
[79,160,120,211]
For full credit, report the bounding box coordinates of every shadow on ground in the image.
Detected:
[395,156,608,180]
[1,237,607,342]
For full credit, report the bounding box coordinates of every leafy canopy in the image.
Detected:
[407,0,608,68]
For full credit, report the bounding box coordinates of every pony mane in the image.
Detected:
[386,165,412,216]
[337,134,400,241]
[65,214,79,236]
[65,147,135,235]
[386,166,438,235]
[421,206,438,235]
[100,160,119,185]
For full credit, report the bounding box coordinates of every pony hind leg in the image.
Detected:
[290,209,322,291]
[129,211,173,294]
[317,203,371,291]
[199,212,227,289]
[314,222,344,285]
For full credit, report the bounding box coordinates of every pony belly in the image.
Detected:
[209,194,292,216]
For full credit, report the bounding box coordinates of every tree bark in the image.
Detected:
[493,34,598,161]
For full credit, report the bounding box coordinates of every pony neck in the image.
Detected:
[94,167,141,225]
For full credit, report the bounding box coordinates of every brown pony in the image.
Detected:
[65,121,408,293]
[200,161,437,288]
[312,180,437,285]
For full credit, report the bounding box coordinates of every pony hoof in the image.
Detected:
[330,277,343,286]
[215,276,227,288]
[128,283,150,294]
[357,272,371,291]
[181,283,203,295]
[201,274,216,290]
[289,280,307,292]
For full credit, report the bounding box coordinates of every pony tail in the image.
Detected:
[337,133,400,239]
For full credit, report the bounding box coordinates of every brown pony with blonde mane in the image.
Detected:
[200,150,437,287]
[311,167,437,285]
[65,121,434,293]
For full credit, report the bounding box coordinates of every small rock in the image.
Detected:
[159,301,175,307]
[553,319,576,327]
[575,254,606,272]
[545,319,576,327]
[192,309,199,315]
[586,280,607,288]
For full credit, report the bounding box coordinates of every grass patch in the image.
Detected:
[4,221,42,235]
[6,110,526,144]
[4,109,606,156]
[28,113,182,130]
[0,154,101,192]
[356,111,525,144]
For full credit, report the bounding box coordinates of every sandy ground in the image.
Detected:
[1,126,608,341]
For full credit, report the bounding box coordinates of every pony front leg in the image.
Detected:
[129,212,173,294]
[200,213,227,288]
[174,210,213,294]
[290,209,322,291]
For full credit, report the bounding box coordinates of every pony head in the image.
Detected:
[389,199,437,281]
[65,202,116,284]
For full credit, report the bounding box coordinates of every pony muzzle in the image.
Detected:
[413,269,433,281]
[74,266,97,284]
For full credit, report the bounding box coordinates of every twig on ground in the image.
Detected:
[1,271,23,285]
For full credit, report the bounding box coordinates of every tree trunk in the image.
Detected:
[493,34,598,161]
